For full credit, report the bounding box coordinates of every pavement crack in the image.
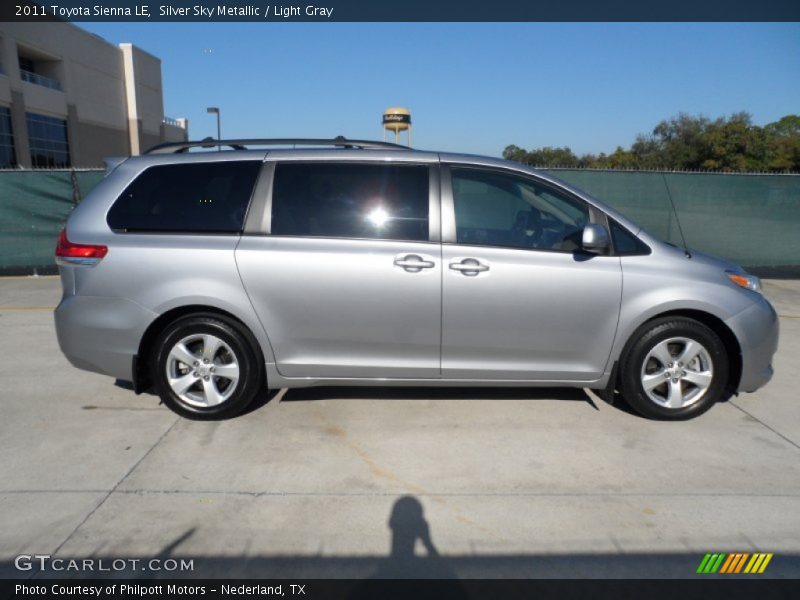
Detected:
[310,406,502,541]
[42,417,180,563]
[111,490,800,498]
[730,400,800,451]
[6,489,800,501]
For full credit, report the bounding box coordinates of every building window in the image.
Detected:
[0,107,16,168]
[18,56,35,73]
[26,112,70,168]
[18,54,62,91]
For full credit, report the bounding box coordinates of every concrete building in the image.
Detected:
[0,22,188,168]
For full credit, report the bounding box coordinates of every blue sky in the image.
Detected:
[81,22,800,157]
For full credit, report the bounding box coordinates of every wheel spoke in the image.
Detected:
[666,380,684,408]
[202,334,222,362]
[168,372,196,396]
[213,363,240,382]
[678,340,702,365]
[166,332,240,409]
[168,343,197,368]
[683,369,712,389]
[649,340,673,367]
[642,371,666,391]
[202,377,224,406]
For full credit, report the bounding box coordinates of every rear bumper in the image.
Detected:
[725,296,779,393]
[54,294,157,382]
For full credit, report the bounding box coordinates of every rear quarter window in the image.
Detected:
[107,161,261,233]
[610,220,651,256]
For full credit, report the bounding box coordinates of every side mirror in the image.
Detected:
[582,223,610,253]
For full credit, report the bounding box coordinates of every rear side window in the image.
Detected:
[107,161,261,233]
[271,163,429,242]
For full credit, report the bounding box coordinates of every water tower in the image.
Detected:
[382,107,412,146]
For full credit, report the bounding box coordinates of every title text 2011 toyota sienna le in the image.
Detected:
[54,138,778,420]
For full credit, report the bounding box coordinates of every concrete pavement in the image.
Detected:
[1,276,798,578]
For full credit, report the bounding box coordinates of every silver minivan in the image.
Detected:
[54,138,778,420]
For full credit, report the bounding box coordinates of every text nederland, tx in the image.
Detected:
[43,5,335,18]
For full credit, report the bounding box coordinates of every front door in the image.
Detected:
[441,166,622,381]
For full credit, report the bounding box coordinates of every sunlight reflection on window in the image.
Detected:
[366,206,391,228]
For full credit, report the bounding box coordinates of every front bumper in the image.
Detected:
[725,296,779,393]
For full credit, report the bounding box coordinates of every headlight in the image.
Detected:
[726,271,762,293]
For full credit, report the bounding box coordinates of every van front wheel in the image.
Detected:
[620,317,729,420]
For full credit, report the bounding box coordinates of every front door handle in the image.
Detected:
[449,258,489,275]
[394,254,435,272]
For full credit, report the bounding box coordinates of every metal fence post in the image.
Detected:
[70,168,81,206]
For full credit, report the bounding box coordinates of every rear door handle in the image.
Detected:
[394,254,435,272]
[449,258,489,275]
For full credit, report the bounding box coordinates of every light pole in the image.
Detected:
[206,107,220,150]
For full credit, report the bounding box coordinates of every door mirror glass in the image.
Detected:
[582,223,610,253]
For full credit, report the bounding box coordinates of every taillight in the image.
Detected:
[55,229,108,266]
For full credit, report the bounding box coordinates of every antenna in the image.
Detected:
[661,173,691,258]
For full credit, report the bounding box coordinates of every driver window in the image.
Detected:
[451,167,589,252]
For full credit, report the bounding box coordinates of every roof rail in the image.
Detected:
[144,136,408,154]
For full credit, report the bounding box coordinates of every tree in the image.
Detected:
[629,134,664,169]
[765,115,800,172]
[503,145,580,167]
[504,112,800,172]
[502,144,528,163]
[766,115,800,136]
[650,113,710,169]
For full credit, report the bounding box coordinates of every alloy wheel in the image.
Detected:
[640,336,714,409]
[165,333,240,407]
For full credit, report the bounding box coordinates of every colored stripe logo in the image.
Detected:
[697,552,773,574]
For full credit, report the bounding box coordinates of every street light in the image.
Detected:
[206,106,220,151]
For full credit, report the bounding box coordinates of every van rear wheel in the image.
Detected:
[152,315,262,420]
[619,317,729,420]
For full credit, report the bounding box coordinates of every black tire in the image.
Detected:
[619,317,729,421]
[152,314,263,420]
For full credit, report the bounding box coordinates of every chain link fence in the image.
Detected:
[548,169,800,275]
[0,169,104,275]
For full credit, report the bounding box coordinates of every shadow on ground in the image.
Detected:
[7,495,797,580]
[282,385,595,404]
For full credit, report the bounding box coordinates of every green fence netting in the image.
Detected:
[548,169,800,273]
[0,167,798,275]
[0,170,105,274]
